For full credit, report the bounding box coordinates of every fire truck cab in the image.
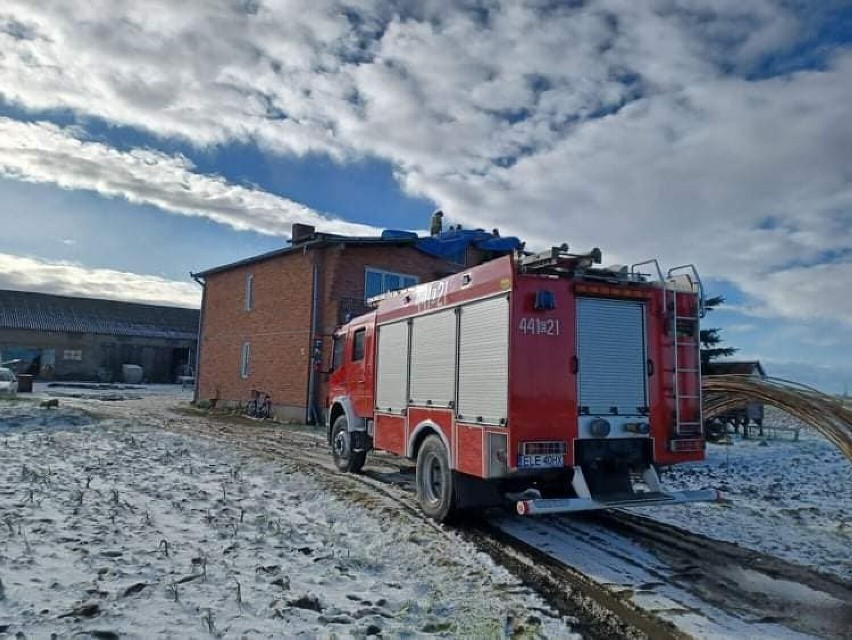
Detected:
[327,247,717,521]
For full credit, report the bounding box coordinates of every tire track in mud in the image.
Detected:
[591,511,852,639]
[116,407,851,639]
[154,413,665,639]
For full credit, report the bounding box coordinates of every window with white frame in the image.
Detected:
[244,273,253,311]
[364,268,418,301]
[239,342,251,378]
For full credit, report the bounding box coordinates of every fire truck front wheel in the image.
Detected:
[331,415,366,473]
[416,435,456,522]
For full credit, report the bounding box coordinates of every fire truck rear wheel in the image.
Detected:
[331,415,365,473]
[416,435,456,522]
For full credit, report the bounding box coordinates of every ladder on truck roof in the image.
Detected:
[668,265,705,437]
[518,246,603,276]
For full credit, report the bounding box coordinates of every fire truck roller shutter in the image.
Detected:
[576,298,648,436]
[410,308,457,407]
[376,320,409,413]
[457,295,509,425]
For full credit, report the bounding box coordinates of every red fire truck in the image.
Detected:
[326,247,717,521]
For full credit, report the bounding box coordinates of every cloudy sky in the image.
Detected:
[0,0,850,390]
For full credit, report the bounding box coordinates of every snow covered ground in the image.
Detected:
[0,401,578,639]
[33,381,194,403]
[636,408,852,582]
[2,391,849,638]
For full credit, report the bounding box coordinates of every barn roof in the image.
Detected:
[0,290,199,340]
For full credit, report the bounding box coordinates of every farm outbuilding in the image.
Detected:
[0,289,199,383]
[704,360,767,435]
[193,221,521,424]
[705,360,766,378]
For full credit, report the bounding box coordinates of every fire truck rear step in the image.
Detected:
[509,464,718,516]
[514,488,719,516]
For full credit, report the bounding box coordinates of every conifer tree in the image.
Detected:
[700,295,737,373]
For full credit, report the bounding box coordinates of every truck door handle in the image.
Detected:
[570,356,578,374]
[647,359,654,376]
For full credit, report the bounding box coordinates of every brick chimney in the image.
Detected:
[291,223,316,244]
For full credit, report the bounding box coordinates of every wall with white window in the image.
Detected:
[239,341,251,378]
[244,273,253,311]
[365,267,418,300]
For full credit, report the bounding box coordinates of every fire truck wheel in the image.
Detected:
[331,415,365,473]
[416,435,455,522]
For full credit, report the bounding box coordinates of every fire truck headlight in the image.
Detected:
[590,418,611,437]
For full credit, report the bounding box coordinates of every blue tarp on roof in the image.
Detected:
[478,236,523,252]
[380,229,419,241]
[416,229,521,260]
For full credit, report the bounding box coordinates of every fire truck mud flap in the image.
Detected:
[514,488,720,516]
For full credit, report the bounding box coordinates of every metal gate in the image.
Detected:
[576,298,647,416]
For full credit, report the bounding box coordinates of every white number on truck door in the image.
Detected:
[519,317,560,336]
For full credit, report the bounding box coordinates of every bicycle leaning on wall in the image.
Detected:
[244,389,272,420]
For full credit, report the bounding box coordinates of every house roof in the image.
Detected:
[191,232,423,279]
[192,228,523,279]
[0,289,199,340]
[705,360,766,377]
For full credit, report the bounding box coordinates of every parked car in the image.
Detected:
[0,367,18,395]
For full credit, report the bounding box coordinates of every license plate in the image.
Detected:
[517,454,563,469]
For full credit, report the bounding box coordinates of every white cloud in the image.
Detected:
[0,118,378,237]
[0,253,200,307]
[0,0,850,330]
[736,261,852,327]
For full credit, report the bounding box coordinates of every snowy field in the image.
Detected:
[33,381,195,403]
[0,401,578,639]
[637,408,852,582]
[2,391,850,638]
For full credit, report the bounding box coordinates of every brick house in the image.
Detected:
[193,223,519,423]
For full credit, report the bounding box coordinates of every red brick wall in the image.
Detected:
[198,243,464,422]
[322,244,462,332]
[198,252,313,418]
[316,245,462,405]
